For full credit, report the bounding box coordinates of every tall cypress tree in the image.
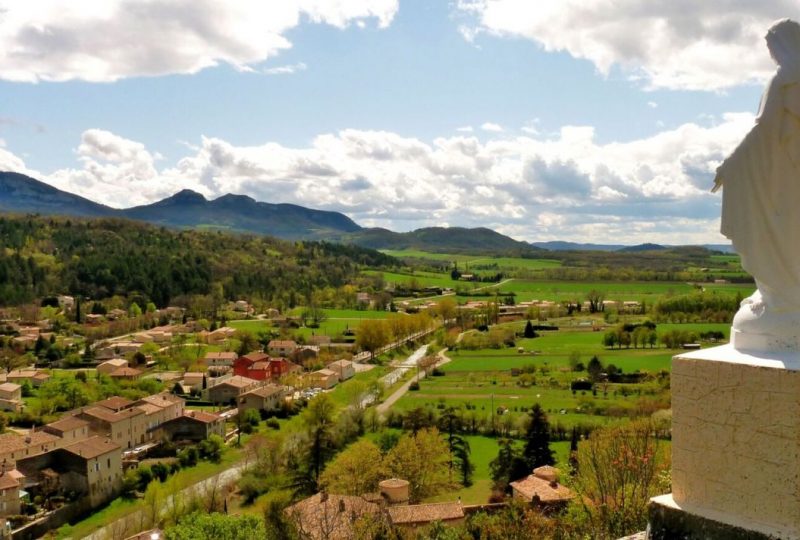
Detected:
[522,403,555,471]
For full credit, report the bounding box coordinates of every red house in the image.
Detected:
[234,353,300,381]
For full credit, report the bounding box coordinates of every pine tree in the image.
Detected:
[522,403,555,472]
[523,320,537,338]
[438,407,474,486]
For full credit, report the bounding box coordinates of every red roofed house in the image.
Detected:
[0,461,21,517]
[16,436,122,508]
[234,353,300,382]
[267,340,297,357]
[155,411,225,443]
[509,466,574,510]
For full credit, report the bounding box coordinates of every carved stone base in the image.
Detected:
[667,346,800,539]
[648,495,785,540]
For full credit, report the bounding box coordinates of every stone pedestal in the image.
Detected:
[649,345,800,539]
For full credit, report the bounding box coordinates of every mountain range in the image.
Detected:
[0,171,540,254]
[0,171,732,254]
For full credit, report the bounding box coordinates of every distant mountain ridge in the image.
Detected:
[0,171,540,254]
[0,171,735,254]
[531,240,735,254]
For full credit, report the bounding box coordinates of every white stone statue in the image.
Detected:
[713,18,800,352]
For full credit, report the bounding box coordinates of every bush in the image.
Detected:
[409,381,420,391]
[266,418,280,429]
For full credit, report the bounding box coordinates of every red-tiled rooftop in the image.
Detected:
[109,367,142,377]
[244,384,284,398]
[387,502,464,525]
[178,411,221,424]
[63,436,120,459]
[241,352,269,363]
[0,471,19,490]
[216,375,258,388]
[45,416,89,433]
[94,396,134,411]
[81,406,144,423]
[510,469,574,503]
[0,431,59,456]
[205,351,238,360]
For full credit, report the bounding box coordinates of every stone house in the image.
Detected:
[238,384,287,414]
[285,492,381,540]
[7,369,50,387]
[16,436,122,508]
[42,416,91,444]
[204,351,238,367]
[109,366,143,381]
[93,396,134,412]
[328,360,355,381]
[134,394,184,426]
[310,369,339,390]
[206,375,260,404]
[387,502,465,530]
[509,466,574,509]
[77,406,148,450]
[267,340,297,357]
[97,358,129,376]
[0,462,21,517]
[0,431,61,463]
[0,383,22,413]
[155,411,225,443]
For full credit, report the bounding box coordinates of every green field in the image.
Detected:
[229,308,395,339]
[382,250,563,270]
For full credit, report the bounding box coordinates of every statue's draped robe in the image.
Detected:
[718,72,800,309]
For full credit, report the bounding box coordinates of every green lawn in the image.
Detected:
[229,308,394,340]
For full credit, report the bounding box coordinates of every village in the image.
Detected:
[0,289,613,538]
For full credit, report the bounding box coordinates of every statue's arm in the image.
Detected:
[712,75,781,193]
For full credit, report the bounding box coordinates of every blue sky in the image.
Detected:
[0,0,791,244]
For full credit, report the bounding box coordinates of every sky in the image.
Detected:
[0,0,795,245]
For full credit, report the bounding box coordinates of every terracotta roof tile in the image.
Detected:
[94,396,134,411]
[45,416,89,433]
[63,436,120,459]
[387,502,464,525]
[510,473,574,503]
[285,493,380,540]
[243,385,285,398]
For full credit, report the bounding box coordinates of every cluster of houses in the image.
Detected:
[0,390,228,520]
[285,466,574,539]
[168,339,358,408]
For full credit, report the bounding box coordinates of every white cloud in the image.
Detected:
[1,114,754,243]
[263,62,308,75]
[455,0,790,91]
[456,126,474,133]
[0,0,398,82]
[647,101,658,109]
[481,122,503,132]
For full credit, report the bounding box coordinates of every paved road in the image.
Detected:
[376,348,451,415]
[358,344,428,408]
[83,461,248,540]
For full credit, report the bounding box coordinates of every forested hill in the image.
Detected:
[339,226,544,256]
[0,215,397,307]
[0,172,540,255]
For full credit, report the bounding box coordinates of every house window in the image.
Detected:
[95,462,100,472]
[107,458,111,469]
